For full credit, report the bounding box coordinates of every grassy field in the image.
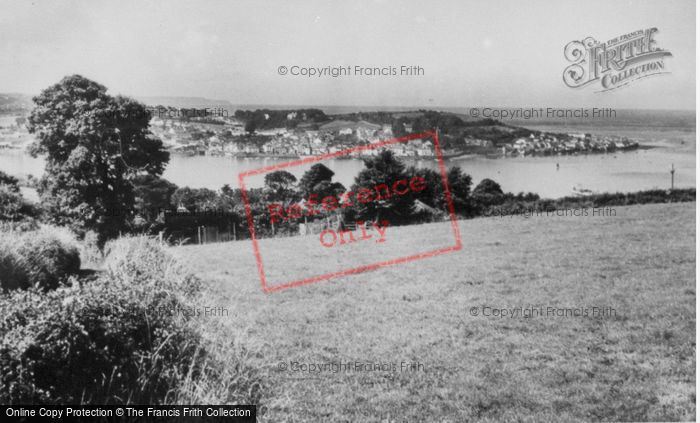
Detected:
[172,202,696,422]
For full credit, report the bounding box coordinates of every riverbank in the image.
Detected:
[1,144,694,200]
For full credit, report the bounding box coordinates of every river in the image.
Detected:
[0,121,695,199]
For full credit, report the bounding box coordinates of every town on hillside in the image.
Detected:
[0,104,640,158]
[149,108,641,159]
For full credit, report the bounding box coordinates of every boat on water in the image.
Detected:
[572,185,594,196]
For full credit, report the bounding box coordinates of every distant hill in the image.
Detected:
[318,119,381,132]
[0,94,235,111]
[0,93,33,112]
[136,96,233,108]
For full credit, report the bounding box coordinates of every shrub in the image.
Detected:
[15,229,81,291]
[0,236,263,405]
[0,184,24,221]
[0,171,20,192]
[0,218,40,233]
[0,247,28,291]
[0,227,81,292]
[103,236,200,298]
[0,281,204,404]
[79,230,103,267]
[473,178,506,209]
[475,188,696,219]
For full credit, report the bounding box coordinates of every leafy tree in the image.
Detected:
[0,170,20,193]
[26,75,169,245]
[411,115,432,133]
[299,164,333,196]
[233,187,291,237]
[391,119,408,137]
[407,166,473,216]
[171,187,218,212]
[0,185,24,221]
[132,175,178,224]
[298,163,345,201]
[407,167,443,209]
[244,120,257,134]
[309,180,345,203]
[264,170,297,192]
[215,184,238,212]
[263,171,299,204]
[350,150,416,224]
[472,178,505,207]
[234,108,328,130]
[473,178,503,196]
[445,167,473,215]
[220,184,235,198]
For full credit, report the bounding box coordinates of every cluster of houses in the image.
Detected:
[0,118,31,149]
[148,116,449,159]
[148,116,241,155]
[144,115,640,159]
[256,121,433,158]
[503,133,639,156]
[464,137,494,148]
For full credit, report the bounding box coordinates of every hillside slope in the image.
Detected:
[172,202,696,422]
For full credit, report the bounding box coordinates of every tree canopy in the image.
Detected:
[298,163,345,202]
[27,75,170,244]
[350,150,415,223]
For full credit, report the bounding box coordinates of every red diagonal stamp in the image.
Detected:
[238,130,462,293]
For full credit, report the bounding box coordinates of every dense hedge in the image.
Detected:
[0,184,23,221]
[0,228,80,292]
[1,238,200,404]
[0,236,264,405]
[478,188,696,217]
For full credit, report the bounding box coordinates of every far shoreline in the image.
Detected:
[164,142,653,162]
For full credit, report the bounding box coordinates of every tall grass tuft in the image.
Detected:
[0,235,264,406]
[0,226,81,292]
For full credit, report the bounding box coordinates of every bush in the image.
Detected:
[79,230,103,267]
[103,236,200,297]
[0,247,28,291]
[0,227,81,292]
[0,184,24,221]
[0,170,20,192]
[475,188,696,219]
[0,236,263,405]
[472,178,506,209]
[0,281,203,404]
[0,218,40,233]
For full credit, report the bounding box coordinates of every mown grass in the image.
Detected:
[172,202,696,422]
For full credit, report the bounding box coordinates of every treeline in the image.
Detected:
[480,188,696,217]
[233,108,328,131]
[2,162,694,246]
[0,74,693,247]
[335,110,524,149]
[126,150,477,242]
[233,107,534,151]
[394,111,531,148]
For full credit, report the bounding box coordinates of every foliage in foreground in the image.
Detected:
[0,237,264,405]
[0,227,81,292]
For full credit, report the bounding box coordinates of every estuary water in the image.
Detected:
[0,114,694,199]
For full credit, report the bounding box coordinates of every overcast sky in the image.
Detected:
[0,0,695,109]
